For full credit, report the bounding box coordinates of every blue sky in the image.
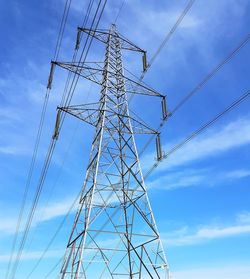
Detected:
[0,0,250,278]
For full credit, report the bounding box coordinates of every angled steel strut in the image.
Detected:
[56,24,170,279]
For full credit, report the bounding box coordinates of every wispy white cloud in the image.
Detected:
[237,212,250,224]
[118,0,249,74]
[143,116,250,172]
[0,145,30,156]
[165,224,250,247]
[148,169,206,190]
[172,265,250,279]
[225,169,250,179]
[0,217,18,235]
[0,249,62,262]
[148,167,250,190]
[37,197,77,223]
[163,212,250,247]
[0,196,77,235]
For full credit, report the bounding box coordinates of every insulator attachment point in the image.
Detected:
[47,61,55,89]
[52,109,61,140]
[75,28,81,50]
[156,133,163,161]
[161,96,168,120]
[142,51,148,72]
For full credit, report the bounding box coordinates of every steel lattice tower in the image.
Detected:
[51,24,169,279]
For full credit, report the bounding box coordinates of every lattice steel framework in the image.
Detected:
[52,24,169,279]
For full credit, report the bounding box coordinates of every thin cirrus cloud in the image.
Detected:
[0,249,63,263]
[143,116,250,191]
[147,167,250,190]
[142,115,250,173]
[172,265,250,279]
[0,196,77,236]
[162,212,250,247]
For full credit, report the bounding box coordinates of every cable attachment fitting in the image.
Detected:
[161,96,168,120]
[156,133,163,161]
[47,61,55,89]
[52,109,61,140]
[75,27,81,50]
[142,51,148,72]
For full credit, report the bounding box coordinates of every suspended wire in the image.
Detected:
[58,0,108,138]
[5,90,49,279]
[147,0,195,68]
[54,0,72,61]
[24,85,95,276]
[42,31,250,273]
[128,0,196,101]
[62,0,107,109]
[44,257,63,279]
[39,72,248,279]
[22,3,128,277]
[25,1,94,249]
[114,0,126,24]
[59,0,95,107]
[59,0,103,116]
[31,90,250,279]
[18,2,195,274]
[144,89,250,180]
[9,139,57,279]
[171,33,250,115]
[138,32,250,158]
[5,1,72,279]
[9,0,108,277]
[23,0,94,263]
[25,190,80,279]
[19,2,250,276]
[23,121,80,263]
[22,7,250,279]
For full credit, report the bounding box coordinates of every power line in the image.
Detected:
[129,0,196,101]
[25,191,80,279]
[54,0,72,61]
[114,0,126,24]
[19,4,199,274]
[5,1,72,278]
[44,31,250,272]
[36,64,248,279]
[61,0,107,109]
[45,23,169,278]
[59,0,95,107]
[147,0,196,69]
[44,257,63,279]
[30,30,250,279]
[22,0,95,268]
[9,0,108,277]
[14,1,249,277]
[138,32,250,160]
[24,4,133,277]
[171,33,250,115]
[144,89,250,180]
[9,139,57,279]
[57,0,106,135]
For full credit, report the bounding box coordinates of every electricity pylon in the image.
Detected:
[51,24,169,279]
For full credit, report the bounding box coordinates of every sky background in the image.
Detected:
[0,0,250,278]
